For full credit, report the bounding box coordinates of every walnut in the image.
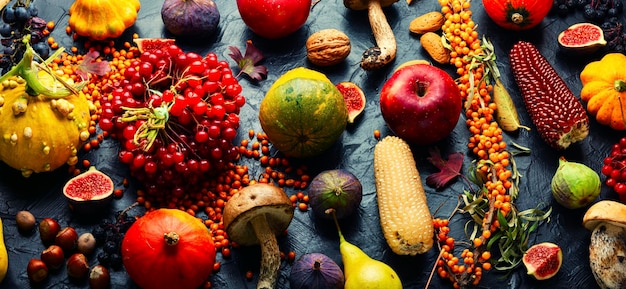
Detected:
[306,29,351,67]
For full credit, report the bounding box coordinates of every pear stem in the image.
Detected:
[329,209,346,243]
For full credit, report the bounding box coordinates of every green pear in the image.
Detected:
[331,210,403,289]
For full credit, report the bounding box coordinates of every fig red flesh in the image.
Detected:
[335,82,366,123]
[522,242,563,280]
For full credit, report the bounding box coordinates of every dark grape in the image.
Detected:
[28,6,37,16]
[0,23,11,37]
[575,0,589,9]
[92,208,138,268]
[0,56,11,69]
[14,6,29,22]
[91,226,107,245]
[32,41,48,58]
[103,240,119,254]
[109,253,123,270]
[2,7,16,23]
[584,5,598,19]
[615,0,623,12]
[97,252,110,266]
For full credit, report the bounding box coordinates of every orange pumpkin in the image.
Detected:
[580,53,626,131]
[482,0,553,31]
[121,209,216,289]
[68,0,141,40]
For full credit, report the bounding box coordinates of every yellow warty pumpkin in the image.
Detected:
[68,0,141,40]
[0,76,92,177]
[580,53,626,130]
[0,40,93,177]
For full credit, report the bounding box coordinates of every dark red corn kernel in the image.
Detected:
[509,41,589,150]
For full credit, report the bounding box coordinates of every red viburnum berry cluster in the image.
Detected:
[601,137,626,202]
[97,43,246,205]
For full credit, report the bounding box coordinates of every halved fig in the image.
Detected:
[63,166,114,215]
[522,242,563,280]
[133,38,176,53]
[558,23,606,54]
[335,81,366,124]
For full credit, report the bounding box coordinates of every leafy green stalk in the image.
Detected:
[0,35,85,98]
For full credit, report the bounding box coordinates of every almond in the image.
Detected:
[420,32,450,64]
[306,29,351,67]
[409,11,445,34]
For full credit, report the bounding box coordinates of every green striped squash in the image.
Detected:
[259,67,347,158]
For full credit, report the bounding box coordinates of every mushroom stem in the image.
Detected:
[250,213,280,289]
[361,0,396,70]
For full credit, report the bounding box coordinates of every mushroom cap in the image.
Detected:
[223,183,294,246]
[582,200,626,231]
[344,0,399,11]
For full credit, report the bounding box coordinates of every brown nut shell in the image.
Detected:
[306,29,351,67]
[409,11,445,34]
[420,32,450,64]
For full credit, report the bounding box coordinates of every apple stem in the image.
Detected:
[416,81,428,97]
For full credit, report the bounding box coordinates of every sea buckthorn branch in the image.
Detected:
[432,1,550,288]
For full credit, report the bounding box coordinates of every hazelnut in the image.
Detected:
[77,232,97,256]
[89,265,111,289]
[55,227,78,253]
[27,259,49,283]
[306,29,351,67]
[40,245,65,270]
[15,210,36,233]
[38,218,60,244]
[67,253,89,280]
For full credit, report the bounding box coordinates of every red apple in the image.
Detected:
[236,0,312,39]
[380,64,462,145]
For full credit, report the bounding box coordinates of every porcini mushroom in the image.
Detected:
[582,200,626,289]
[223,183,294,289]
[344,0,398,70]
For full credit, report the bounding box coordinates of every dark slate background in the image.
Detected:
[0,0,621,288]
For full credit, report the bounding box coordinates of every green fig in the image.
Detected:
[330,210,402,289]
[551,156,601,209]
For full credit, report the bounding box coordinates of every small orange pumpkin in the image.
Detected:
[580,53,626,131]
[68,0,141,40]
[121,209,216,289]
[482,0,553,31]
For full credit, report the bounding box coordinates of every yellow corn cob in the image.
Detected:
[373,136,434,255]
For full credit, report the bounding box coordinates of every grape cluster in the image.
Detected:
[601,137,626,203]
[91,210,137,269]
[582,0,623,21]
[552,0,623,19]
[97,43,245,208]
[0,0,49,72]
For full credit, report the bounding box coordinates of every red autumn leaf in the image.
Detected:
[426,148,464,189]
[76,50,111,80]
[228,40,267,81]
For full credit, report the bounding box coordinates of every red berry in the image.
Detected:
[615,183,626,195]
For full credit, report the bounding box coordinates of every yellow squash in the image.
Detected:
[580,53,626,130]
[0,217,8,283]
[0,39,92,177]
[68,0,141,40]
